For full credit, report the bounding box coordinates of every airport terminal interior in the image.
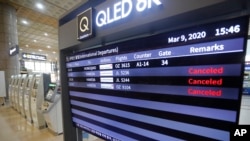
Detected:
[0,0,103,141]
[1,0,250,141]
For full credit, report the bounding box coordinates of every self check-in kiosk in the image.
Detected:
[8,75,14,107]
[11,75,18,108]
[42,82,63,134]
[30,73,50,129]
[14,74,22,112]
[19,74,29,117]
[24,74,35,123]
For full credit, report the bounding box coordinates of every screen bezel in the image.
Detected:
[63,16,249,141]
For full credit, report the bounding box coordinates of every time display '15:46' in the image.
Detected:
[215,25,240,36]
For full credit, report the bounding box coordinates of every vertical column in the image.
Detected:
[0,3,19,98]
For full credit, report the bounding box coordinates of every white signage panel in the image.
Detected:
[22,53,47,61]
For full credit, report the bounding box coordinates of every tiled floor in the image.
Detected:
[0,104,63,141]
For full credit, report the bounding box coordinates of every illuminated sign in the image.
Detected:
[9,45,19,56]
[77,8,94,40]
[22,53,46,61]
[96,0,162,27]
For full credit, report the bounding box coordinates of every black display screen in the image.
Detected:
[48,83,56,90]
[66,17,249,141]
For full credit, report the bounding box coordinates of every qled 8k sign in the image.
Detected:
[95,0,162,27]
[66,17,249,141]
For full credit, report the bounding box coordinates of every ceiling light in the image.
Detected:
[33,40,37,42]
[44,33,48,36]
[39,49,42,52]
[22,20,28,25]
[36,3,44,10]
[20,49,23,51]
[47,45,51,48]
[25,45,29,47]
[53,51,56,54]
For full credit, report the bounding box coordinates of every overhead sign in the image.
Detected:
[22,53,46,61]
[95,0,162,27]
[9,45,19,56]
[77,8,94,40]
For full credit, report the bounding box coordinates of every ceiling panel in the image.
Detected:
[0,0,88,61]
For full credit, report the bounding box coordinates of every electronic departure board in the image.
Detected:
[66,17,249,141]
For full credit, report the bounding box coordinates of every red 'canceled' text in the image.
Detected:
[188,67,224,75]
[188,78,223,86]
[188,88,222,97]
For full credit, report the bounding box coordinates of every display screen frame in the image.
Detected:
[64,16,249,141]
